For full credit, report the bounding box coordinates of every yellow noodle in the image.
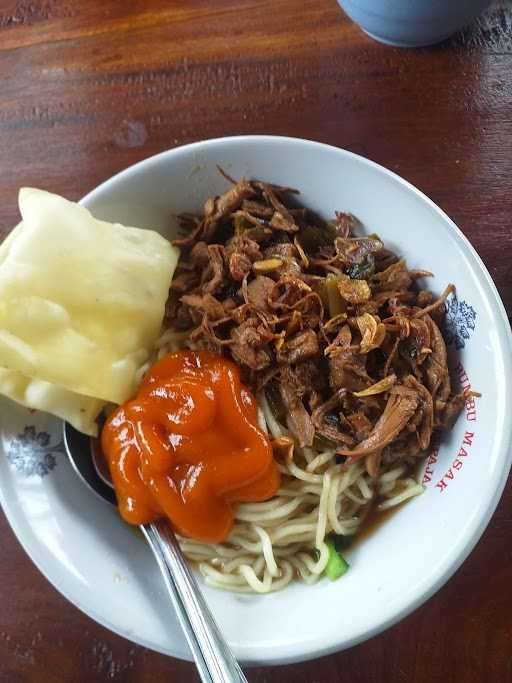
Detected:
[253,525,279,577]
[306,450,336,472]
[379,483,424,510]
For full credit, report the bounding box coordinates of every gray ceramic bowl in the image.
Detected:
[337,0,492,47]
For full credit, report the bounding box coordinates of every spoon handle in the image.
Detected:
[141,520,248,683]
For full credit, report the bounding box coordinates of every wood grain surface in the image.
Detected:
[1,1,511,681]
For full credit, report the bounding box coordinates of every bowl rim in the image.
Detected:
[2,135,511,665]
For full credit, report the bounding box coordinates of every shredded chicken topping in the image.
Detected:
[167,174,471,477]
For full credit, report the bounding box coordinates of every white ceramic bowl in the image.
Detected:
[1,136,511,665]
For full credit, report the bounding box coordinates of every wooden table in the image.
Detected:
[1,1,511,681]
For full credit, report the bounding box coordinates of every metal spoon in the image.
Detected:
[63,422,248,683]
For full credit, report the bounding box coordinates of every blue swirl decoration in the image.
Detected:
[443,293,477,350]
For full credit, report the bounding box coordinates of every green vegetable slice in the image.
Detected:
[324,537,350,580]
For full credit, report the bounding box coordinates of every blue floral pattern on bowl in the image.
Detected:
[6,424,65,477]
[443,294,477,350]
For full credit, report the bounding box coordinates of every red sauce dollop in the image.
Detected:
[101,350,280,542]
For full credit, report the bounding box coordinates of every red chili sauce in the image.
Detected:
[101,350,280,542]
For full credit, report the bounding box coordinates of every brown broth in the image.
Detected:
[349,498,410,551]
[348,458,425,551]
